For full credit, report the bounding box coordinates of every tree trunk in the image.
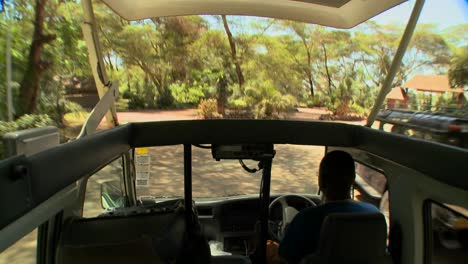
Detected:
[221,15,245,91]
[217,75,228,116]
[307,73,314,97]
[18,0,55,115]
[321,43,333,96]
[300,37,314,97]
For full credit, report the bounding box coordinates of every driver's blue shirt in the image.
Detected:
[278,200,379,264]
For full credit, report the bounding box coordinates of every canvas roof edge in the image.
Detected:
[100,0,407,29]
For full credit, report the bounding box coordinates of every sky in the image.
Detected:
[206,0,468,33]
[371,0,468,30]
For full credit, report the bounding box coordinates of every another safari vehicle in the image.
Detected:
[376,109,468,149]
[1,1,467,264]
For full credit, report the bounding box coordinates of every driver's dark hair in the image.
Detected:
[319,150,355,199]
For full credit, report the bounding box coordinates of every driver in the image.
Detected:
[277,150,380,264]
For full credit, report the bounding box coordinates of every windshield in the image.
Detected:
[135,145,324,199]
[0,2,466,163]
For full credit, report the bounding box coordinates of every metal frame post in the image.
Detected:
[184,144,193,232]
[81,0,119,131]
[366,0,426,127]
[257,150,274,263]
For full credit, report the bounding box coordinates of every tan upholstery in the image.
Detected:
[300,213,392,264]
[56,236,161,264]
[56,208,210,264]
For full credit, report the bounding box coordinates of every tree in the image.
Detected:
[281,21,319,96]
[18,0,55,115]
[449,49,468,88]
[105,16,207,108]
[256,35,303,98]
[221,15,245,91]
[357,22,451,89]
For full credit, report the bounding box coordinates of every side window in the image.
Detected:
[0,228,37,264]
[354,163,389,226]
[82,158,124,218]
[426,202,468,264]
[135,146,184,200]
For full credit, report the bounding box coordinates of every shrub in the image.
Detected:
[254,99,276,119]
[305,93,330,108]
[121,89,132,99]
[197,99,220,119]
[276,94,297,114]
[349,103,369,117]
[254,95,297,119]
[156,89,175,108]
[127,93,146,110]
[242,80,297,119]
[170,82,205,107]
[228,98,248,109]
[0,121,19,138]
[326,100,350,116]
[15,114,54,130]
[37,86,84,126]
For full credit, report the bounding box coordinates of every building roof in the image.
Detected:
[386,87,406,101]
[403,75,464,93]
[101,0,406,29]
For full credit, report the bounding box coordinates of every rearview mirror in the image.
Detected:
[100,180,125,209]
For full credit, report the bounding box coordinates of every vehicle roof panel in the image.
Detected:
[101,0,407,29]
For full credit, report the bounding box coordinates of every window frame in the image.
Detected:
[423,199,468,264]
[82,155,127,217]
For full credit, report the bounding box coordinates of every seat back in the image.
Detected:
[300,212,392,264]
[56,205,210,264]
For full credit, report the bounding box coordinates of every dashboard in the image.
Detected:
[106,194,321,256]
[195,194,321,255]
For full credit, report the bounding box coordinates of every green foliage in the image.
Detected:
[127,93,147,110]
[15,114,54,130]
[435,93,458,108]
[228,98,248,109]
[2,0,463,126]
[170,82,205,106]
[449,49,468,88]
[197,98,220,119]
[305,93,330,108]
[349,103,369,117]
[240,80,297,118]
[37,79,85,126]
[254,94,297,119]
[0,114,54,136]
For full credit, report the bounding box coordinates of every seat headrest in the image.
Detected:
[317,212,388,259]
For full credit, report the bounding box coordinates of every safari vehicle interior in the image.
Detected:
[1,1,467,264]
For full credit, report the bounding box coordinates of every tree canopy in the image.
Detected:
[0,0,466,122]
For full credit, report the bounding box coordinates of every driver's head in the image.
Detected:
[318,150,355,201]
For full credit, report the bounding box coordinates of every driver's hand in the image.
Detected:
[266,240,282,264]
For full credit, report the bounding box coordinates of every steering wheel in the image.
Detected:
[268,195,317,241]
